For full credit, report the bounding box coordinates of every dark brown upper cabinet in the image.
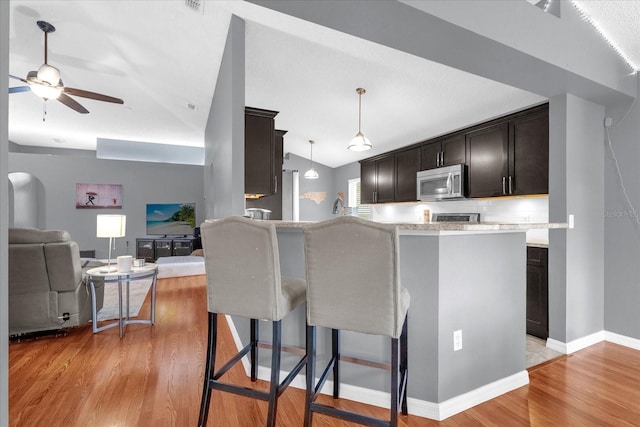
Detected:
[360,155,396,204]
[420,134,466,170]
[245,107,278,197]
[395,147,421,202]
[466,105,548,198]
[466,123,509,198]
[245,129,286,219]
[509,110,549,196]
[360,103,548,203]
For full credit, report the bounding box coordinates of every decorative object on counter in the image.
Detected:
[245,208,271,220]
[348,87,372,151]
[116,255,133,273]
[423,209,430,222]
[96,214,126,272]
[133,258,145,268]
[332,192,345,214]
[304,140,319,179]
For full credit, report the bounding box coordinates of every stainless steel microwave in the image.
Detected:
[416,164,466,201]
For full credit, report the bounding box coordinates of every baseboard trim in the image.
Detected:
[547,331,605,354]
[252,365,528,421]
[547,330,640,354]
[227,316,529,421]
[604,331,640,350]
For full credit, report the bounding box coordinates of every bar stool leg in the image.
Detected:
[332,328,340,398]
[391,336,399,427]
[198,312,218,427]
[266,320,282,427]
[401,316,409,415]
[305,325,316,427]
[251,318,259,382]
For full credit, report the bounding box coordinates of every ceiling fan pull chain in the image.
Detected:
[42,101,47,122]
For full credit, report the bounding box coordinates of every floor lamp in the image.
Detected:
[96,214,126,273]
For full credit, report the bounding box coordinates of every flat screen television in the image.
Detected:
[146,203,196,236]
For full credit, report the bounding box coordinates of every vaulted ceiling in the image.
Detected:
[7,1,638,168]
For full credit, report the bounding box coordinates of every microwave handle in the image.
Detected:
[447,172,452,195]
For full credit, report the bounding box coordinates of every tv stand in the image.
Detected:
[136,237,196,262]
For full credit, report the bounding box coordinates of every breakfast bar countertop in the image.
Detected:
[265,219,568,232]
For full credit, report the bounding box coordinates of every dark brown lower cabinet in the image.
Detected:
[527,246,548,339]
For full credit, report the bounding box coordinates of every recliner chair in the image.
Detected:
[8,227,104,337]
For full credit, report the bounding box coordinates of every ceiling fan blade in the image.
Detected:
[57,93,89,114]
[9,86,31,94]
[63,87,124,104]
[9,74,28,83]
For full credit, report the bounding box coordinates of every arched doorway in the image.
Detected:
[8,172,45,229]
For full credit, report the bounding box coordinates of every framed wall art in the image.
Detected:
[76,183,123,209]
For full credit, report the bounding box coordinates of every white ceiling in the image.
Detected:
[7,1,638,168]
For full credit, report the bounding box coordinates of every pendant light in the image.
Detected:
[347,87,372,151]
[304,140,319,180]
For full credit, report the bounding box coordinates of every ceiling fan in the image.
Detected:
[8,20,124,115]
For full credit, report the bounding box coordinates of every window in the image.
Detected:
[348,178,372,220]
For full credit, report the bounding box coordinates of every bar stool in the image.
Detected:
[302,216,410,427]
[198,216,307,427]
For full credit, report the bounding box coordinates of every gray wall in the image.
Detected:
[604,74,640,339]
[1,0,9,423]
[549,94,605,342]
[204,15,245,220]
[8,152,204,259]
[333,161,360,206]
[283,153,335,221]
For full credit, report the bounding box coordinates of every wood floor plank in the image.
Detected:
[9,275,640,427]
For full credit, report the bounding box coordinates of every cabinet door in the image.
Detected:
[245,108,278,196]
[376,155,396,203]
[154,240,173,259]
[173,239,194,256]
[441,134,466,166]
[526,247,548,339]
[360,160,376,204]
[136,239,155,262]
[395,147,421,202]
[510,111,549,196]
[420,141,441,170]
[466,123,509,198]
[245,129,285,219]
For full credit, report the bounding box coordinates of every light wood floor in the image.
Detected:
[9,275,640,426]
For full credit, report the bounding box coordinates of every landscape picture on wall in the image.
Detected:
[146,203,196,236]
[76,183,123,209]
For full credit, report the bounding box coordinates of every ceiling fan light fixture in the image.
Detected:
[37,64,60,86]
[304,140,319,180]
[28,82,62,100]
[348,87,372,152]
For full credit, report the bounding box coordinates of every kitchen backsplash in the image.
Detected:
[371,196,549,244]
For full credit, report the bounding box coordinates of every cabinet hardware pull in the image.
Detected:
[502,176,506,195]
[440,152,444,167]
[436,153,440,167]
[508,176,512,195]
[274,175,278,194]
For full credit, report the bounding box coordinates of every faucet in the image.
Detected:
[332,192,345,215]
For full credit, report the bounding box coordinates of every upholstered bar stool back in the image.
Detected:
[303,216,410,427]
[198,216,307,427]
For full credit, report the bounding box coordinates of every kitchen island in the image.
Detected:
[223,220,566,421]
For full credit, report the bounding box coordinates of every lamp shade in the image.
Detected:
[347,132,372,152]
[96,215,126,238]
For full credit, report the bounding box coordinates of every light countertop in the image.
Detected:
[265,219,567,232]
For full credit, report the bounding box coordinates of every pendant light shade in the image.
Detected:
[304,140,319,180]
[348,87,372,151]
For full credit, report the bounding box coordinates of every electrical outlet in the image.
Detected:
[569,214,575,229]
[453,329,463,351]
